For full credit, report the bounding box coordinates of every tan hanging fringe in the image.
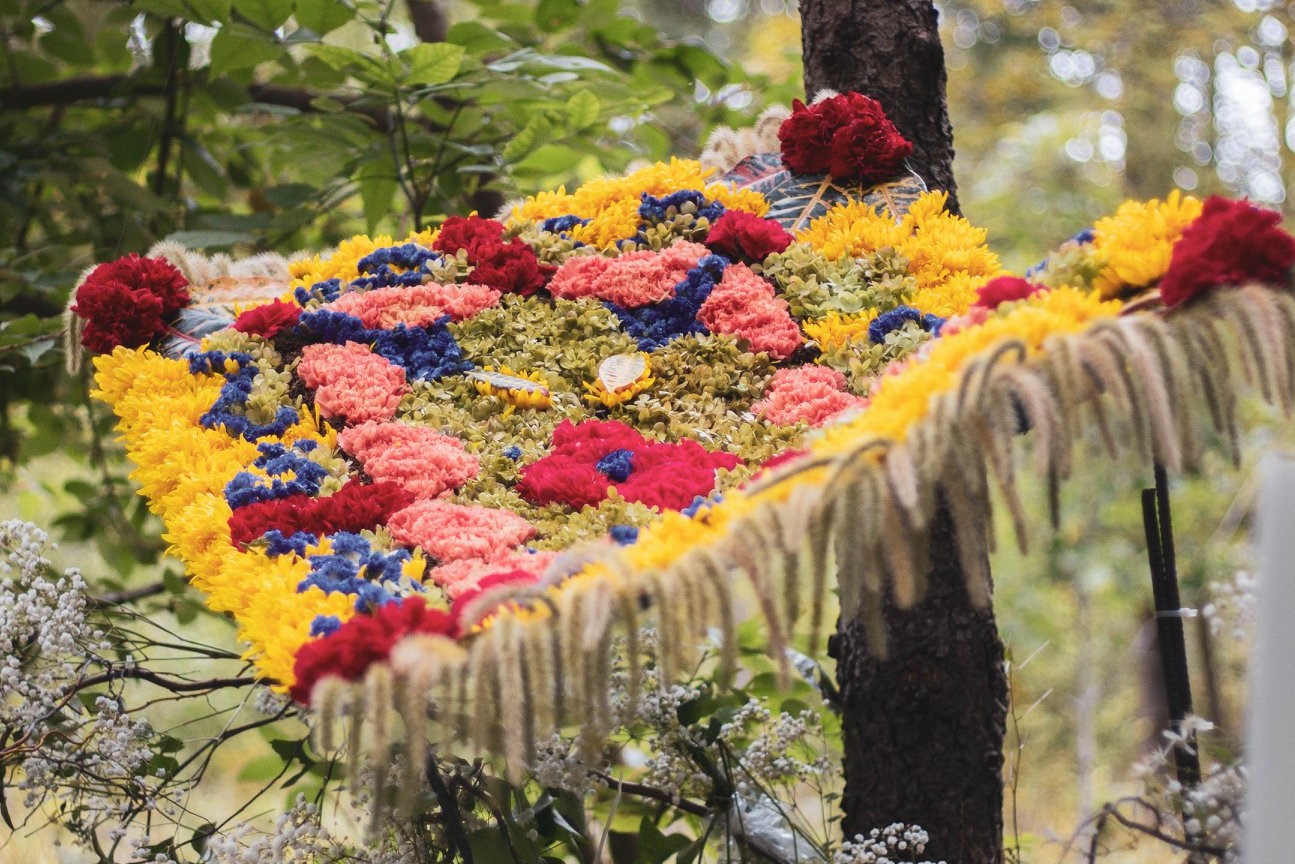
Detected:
[314,284,1295,805]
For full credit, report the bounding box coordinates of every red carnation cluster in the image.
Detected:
[232,299,301,339]
[973,276,1045,311]
[289,597,453,704]
[1159,196,1295,308]
[517,419,741,512]
[778,93,913,183]
[72,254,191,353]
[433,215,552,296]
[228,480,414,546]
[704,211,794,262]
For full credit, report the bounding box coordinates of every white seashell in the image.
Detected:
[467,369,549,395]
[598,353,648,392]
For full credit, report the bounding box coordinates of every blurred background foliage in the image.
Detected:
[0,0,1289,860]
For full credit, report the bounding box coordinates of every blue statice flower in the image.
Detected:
[371,319,473,382]
[867,305,946,345]
[595,448,635,482]
[541,215,588,234]
[683,493,723,519]
[297,309,372,345]
[638,190,725,224]
[293,278,344,306]
[309,615,342,638]
[605,253,730,350]
[225,441,330,509]
[503,445,523,460]
[191,350,297,441]
[298,532,412,612]
[263,530,318,558]
[609,524,639,545]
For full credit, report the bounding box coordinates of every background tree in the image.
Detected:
[801,2,1006,862]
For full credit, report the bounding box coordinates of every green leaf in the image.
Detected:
[502,115,551,162]
[294,0,353,35]
[234,0,294,31]
[209,25,281,75]
[638,818,692,864]
[564,89,601,131]
[164,230,254,249]
[535,0,580,32]
[404,42,465,86]
[358,173,397,233]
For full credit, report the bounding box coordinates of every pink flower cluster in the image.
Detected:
[547,241,708,307]
[387,500,536,564]
[326,282,501,328]
[337,420,479,499]
[752,365,865,427]
[297,342,408,424]
[697,265,802,359]
[427,549,555,599]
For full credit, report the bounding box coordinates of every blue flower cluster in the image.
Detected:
[191,350,298,441]
[264,529,318,557]
[225,441,329,509]
[609,524,639,545]
[595,448,635,482]
[352,243,444,291]
[297,310,472,381]
[868,305,946,345]
[683,493,722,520]
[297,531,413,611]
[605,253,730,350]
[541,215,588,234]
[309,615,341,637]
[293,278,344,306]
[638,191,725,224]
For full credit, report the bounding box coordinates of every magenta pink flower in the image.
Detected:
[327,282,501,328]
[337,420,479,500]
[297,342,408,425]
[697,265,802,359]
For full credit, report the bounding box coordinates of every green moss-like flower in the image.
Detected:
[762,245,916,320]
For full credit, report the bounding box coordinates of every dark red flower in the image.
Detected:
[468,239,549,297]
[289,596,454,704]
[232,299,301,339]
[777,99,835,174]
[517,419,741,511]
[1160,196,1295,308]
[432,215,506,257]
[705,210,794,262]
[973,276,1044,310]
[778,93,912,183]
[228,480,414,546]
[450,568,538,635]
[72,254,191,353]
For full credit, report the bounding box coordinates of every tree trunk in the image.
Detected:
[802,3,1007,861]
[800,0,959,213]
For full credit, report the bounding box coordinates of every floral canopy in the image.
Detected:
[77,94,1295,773]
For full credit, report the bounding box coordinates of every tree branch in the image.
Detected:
[70,667,259,695]
[406,0,449,43]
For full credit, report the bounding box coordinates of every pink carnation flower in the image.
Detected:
[297,342,408,425]
[752,365,866,426]
[548,241,708,308]
[697,265,802,359]
[427,549,556,599]
[337,420,479,499]
[326,282,501,328]
[387,500,536,563]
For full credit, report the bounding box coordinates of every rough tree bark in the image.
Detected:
[802,3,1008,862]
[801,0,959,213]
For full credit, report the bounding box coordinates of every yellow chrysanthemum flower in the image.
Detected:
[1091,190,1202,299]
[583,353,655,407]
[802,311,878,351]
[471,366,554,412]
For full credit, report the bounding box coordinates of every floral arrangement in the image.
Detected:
[76,94,1295,762]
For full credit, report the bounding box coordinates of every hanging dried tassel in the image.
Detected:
[696,549,739,685]
[1117,319,1182,472]
[312,676,346,756]
[616,590,642,721]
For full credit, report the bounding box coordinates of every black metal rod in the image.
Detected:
[1142,466,1205,857]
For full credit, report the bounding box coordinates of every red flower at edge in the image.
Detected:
[778,93,912,183]
[705,210,794,262]
[1159,196,1295,308]
[517,419,741,512]
[228,480,414,546]
[973,276,1044,311]
[289,597,454,704]
[432,215,506,257]
[232,299,301,339]
[432,215,550,296]
[71,254,191,353]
